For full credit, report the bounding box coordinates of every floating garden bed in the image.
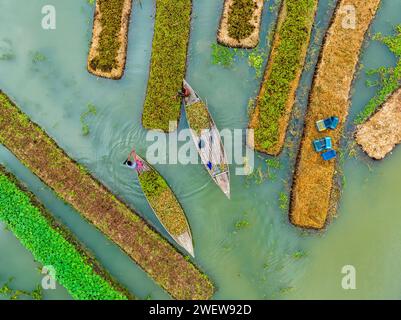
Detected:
[142,0,192,132]
[217,0,265,48]
[290,0,382,229]
[87,0,133,79]
[0,92,214,300]
[356,87,401,160]
[248,0,318,155]
[0,165,131,300]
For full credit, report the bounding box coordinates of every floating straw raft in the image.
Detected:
[290,0,382,230]
[356,87,401,160]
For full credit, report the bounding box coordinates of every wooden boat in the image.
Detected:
[182,80,231,199]
[124,153,194,257]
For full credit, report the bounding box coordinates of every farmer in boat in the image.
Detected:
[124,149,144,173]
[175,84,190,99]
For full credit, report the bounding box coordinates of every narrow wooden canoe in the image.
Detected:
[125,155,194,257]
[183,80,231,199]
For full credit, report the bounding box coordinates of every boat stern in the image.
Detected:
[215,172,231,199]
[176,231,195,258]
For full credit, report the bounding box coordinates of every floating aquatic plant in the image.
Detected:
[278,192,288,211]
[0,278,43,301]
[248,49,265,78]
[355,25,401,124]
[235,219,250,230]
[292,250,307,260]
[31,51,47,64]
[211,43,236,68]
[80,103,97,136]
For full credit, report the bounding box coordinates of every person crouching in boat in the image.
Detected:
[124,149,144,173]
[175,85,190,99]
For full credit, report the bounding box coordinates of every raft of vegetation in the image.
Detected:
[290,0,382,229]
[186,102,211,135]
[138,169,189,236]
[0,91,214,300]
[142,0,192,132]
[355,25,401,124]
[0,166,131,300]
[218,0,265,48]
[248,0,317,155]
[88,0,133,79]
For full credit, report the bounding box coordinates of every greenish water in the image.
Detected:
[0,0,401,300]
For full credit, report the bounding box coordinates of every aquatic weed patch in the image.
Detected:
[249,0,317,155]
[210,43,266,79]
[211,43,237,68]
[142,0,192,132]
[0,277,42,300]
[88,0,132,79]
[355,25,401,124]
[0,167,130,300]
[138,169,189,236]
[0,92,214,300]
[80,103,97,136]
